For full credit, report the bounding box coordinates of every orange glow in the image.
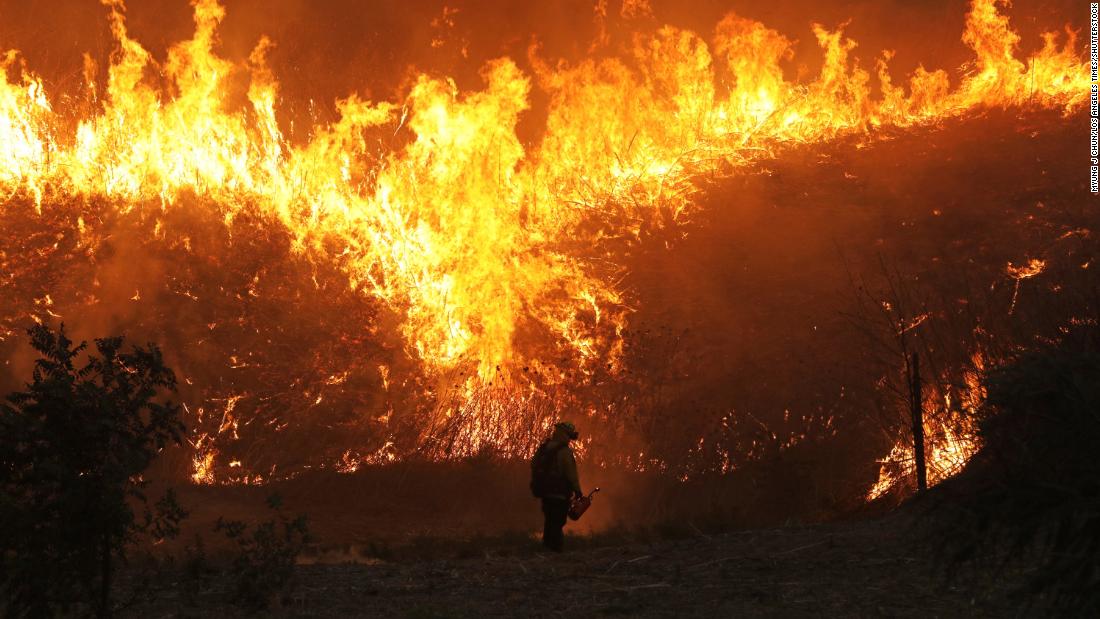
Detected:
[867,351,988,500]
[0,0,1086,481]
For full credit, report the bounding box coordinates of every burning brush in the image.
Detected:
[0,0,1089,485]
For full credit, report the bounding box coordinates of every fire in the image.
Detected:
[0,0,1087,480]
[1006,259,1047,280]
[866,417,982,501]
[867,351,988,500]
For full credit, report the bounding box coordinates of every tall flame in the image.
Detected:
[0,0,1088,474]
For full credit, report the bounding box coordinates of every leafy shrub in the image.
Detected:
[0,324,186,617]
[215,493,312,611]
[176,535,216,609]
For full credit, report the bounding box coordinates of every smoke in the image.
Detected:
[0,0,1090,497]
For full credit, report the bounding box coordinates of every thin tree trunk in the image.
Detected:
[910,351,927,492]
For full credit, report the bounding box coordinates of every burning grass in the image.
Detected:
[1,0,1096,614]
[1,107,1091,495]
[0,0,1090,516]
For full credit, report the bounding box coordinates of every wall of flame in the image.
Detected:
[0,0,1088,485]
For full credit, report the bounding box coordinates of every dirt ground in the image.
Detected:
[126,511,1025,618]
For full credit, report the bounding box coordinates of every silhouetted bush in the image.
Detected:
[176,535,216,609]
[0,324,186,617]
[215,493,312,611]
[933,326,1100,612]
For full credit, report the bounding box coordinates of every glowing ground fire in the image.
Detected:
[0,0,1088,488]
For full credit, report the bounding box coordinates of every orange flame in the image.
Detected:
[867,351,988,500]
[0,0,1086,479]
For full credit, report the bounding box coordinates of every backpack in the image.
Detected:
[529,440,567,498]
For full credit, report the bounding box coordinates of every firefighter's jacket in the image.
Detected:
[544,439,582,500]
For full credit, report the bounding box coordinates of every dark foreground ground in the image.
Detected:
[126,511,1025,618]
